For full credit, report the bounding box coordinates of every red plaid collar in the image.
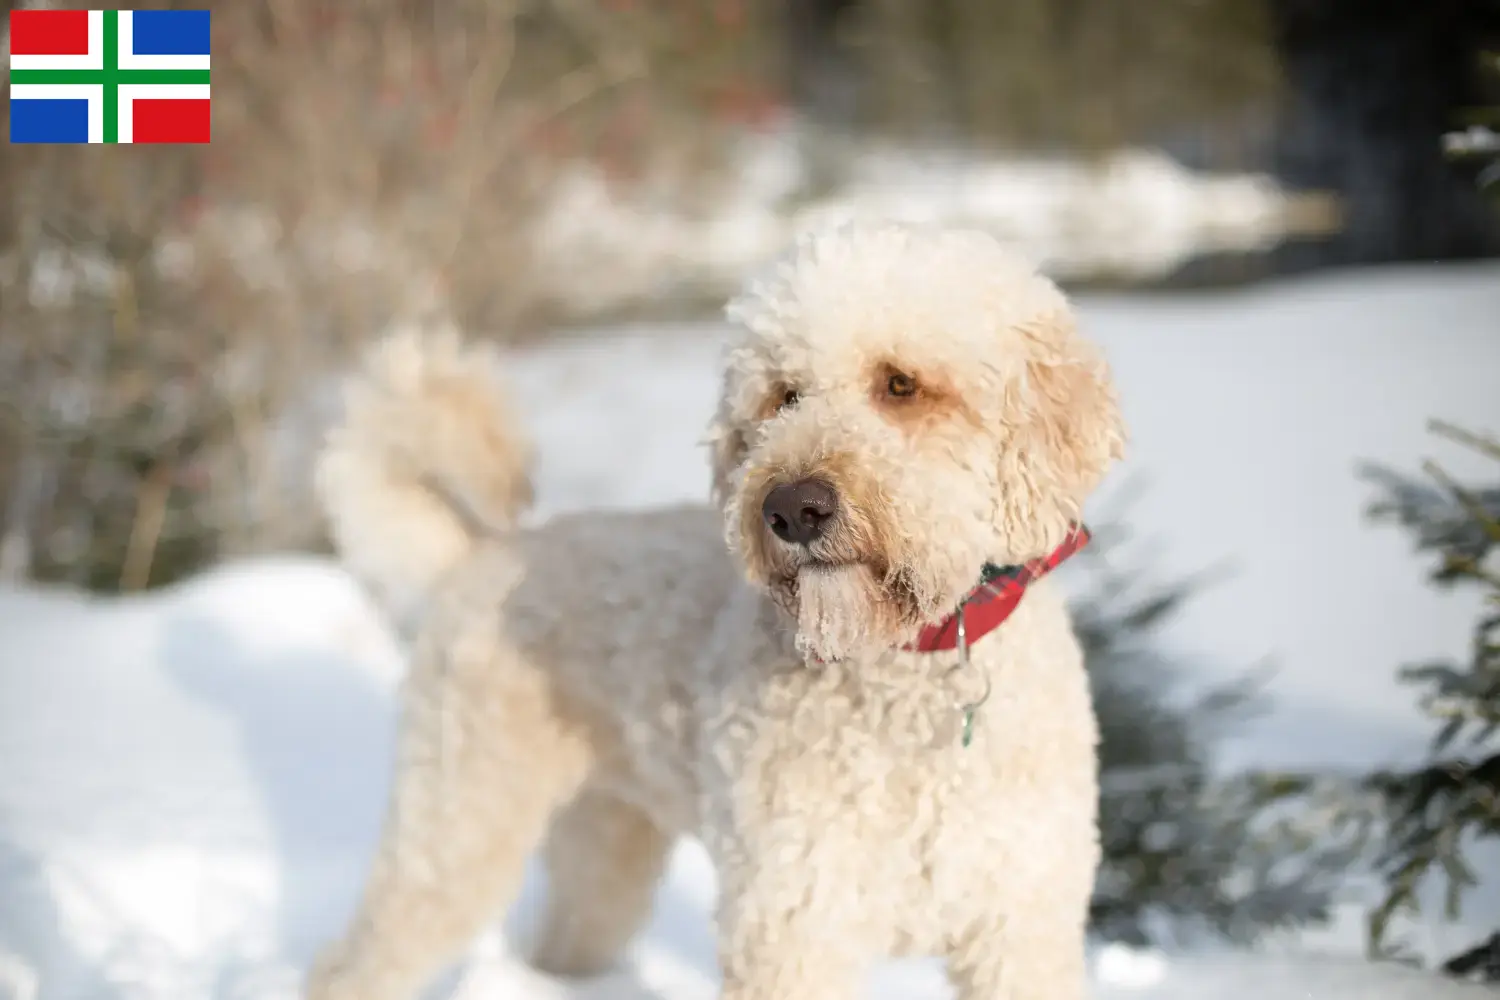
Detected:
[903,524,1090,653]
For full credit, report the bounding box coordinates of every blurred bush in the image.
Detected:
[0,0,777,590]
[1074,519,1351,946]
[791,0,1278,155]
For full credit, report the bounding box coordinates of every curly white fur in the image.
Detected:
[305,223,1126,1000]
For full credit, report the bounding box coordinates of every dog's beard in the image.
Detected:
[734,456,983,661]
[787,563,915,661]
[748,510,946,662]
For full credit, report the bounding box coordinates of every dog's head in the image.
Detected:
[708,223,1125,661]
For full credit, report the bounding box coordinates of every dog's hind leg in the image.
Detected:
[530,786,674,978]
[306,631,591,1000]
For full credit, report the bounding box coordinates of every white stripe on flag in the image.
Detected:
[115,83,210,144]
[117,12,211,71]
[9,83,106,143]
[7,10,105,72]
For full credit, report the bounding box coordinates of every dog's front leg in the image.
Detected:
[945,898,1090,1000]
[693,619,870,998]
[703,807,870,1000]
[713,864,865,1000]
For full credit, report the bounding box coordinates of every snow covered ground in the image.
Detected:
[1,263,1498,998]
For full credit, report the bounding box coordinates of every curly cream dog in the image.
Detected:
[306,223,1125,1000]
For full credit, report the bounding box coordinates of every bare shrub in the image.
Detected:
[0,0,779,590]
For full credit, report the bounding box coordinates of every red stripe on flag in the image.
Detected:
[132,99,211,144]
[9,10,91,56]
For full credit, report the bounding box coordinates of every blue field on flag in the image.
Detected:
[129,10,210,56]
[10,99,91,143]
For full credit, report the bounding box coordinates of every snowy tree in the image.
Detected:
[1357,422,1500,981]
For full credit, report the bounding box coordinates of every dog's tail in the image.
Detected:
[315,325,533,627]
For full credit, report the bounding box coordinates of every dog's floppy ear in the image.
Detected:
[995,311,1125,559]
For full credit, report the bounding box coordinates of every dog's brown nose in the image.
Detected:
[762,478,838,546]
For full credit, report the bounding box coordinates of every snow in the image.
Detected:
[0,560,403,998]
[2,263,1498,997]
[1090,948,1500,999]
[532,133,1335,317]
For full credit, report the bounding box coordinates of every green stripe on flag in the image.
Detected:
[103,8,117,142]
[7,70,211,85]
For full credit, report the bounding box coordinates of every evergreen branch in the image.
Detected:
[1442,932,1500,980]
[1429,420,1500,463]
[1439,555,1500,591]
[1421,459,1500,546]
[1361,423,1500,973]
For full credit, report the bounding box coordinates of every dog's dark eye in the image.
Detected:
[779,388,800,410]
[886,373,917,398]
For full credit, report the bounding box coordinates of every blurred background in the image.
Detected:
[1,2,1498,998]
